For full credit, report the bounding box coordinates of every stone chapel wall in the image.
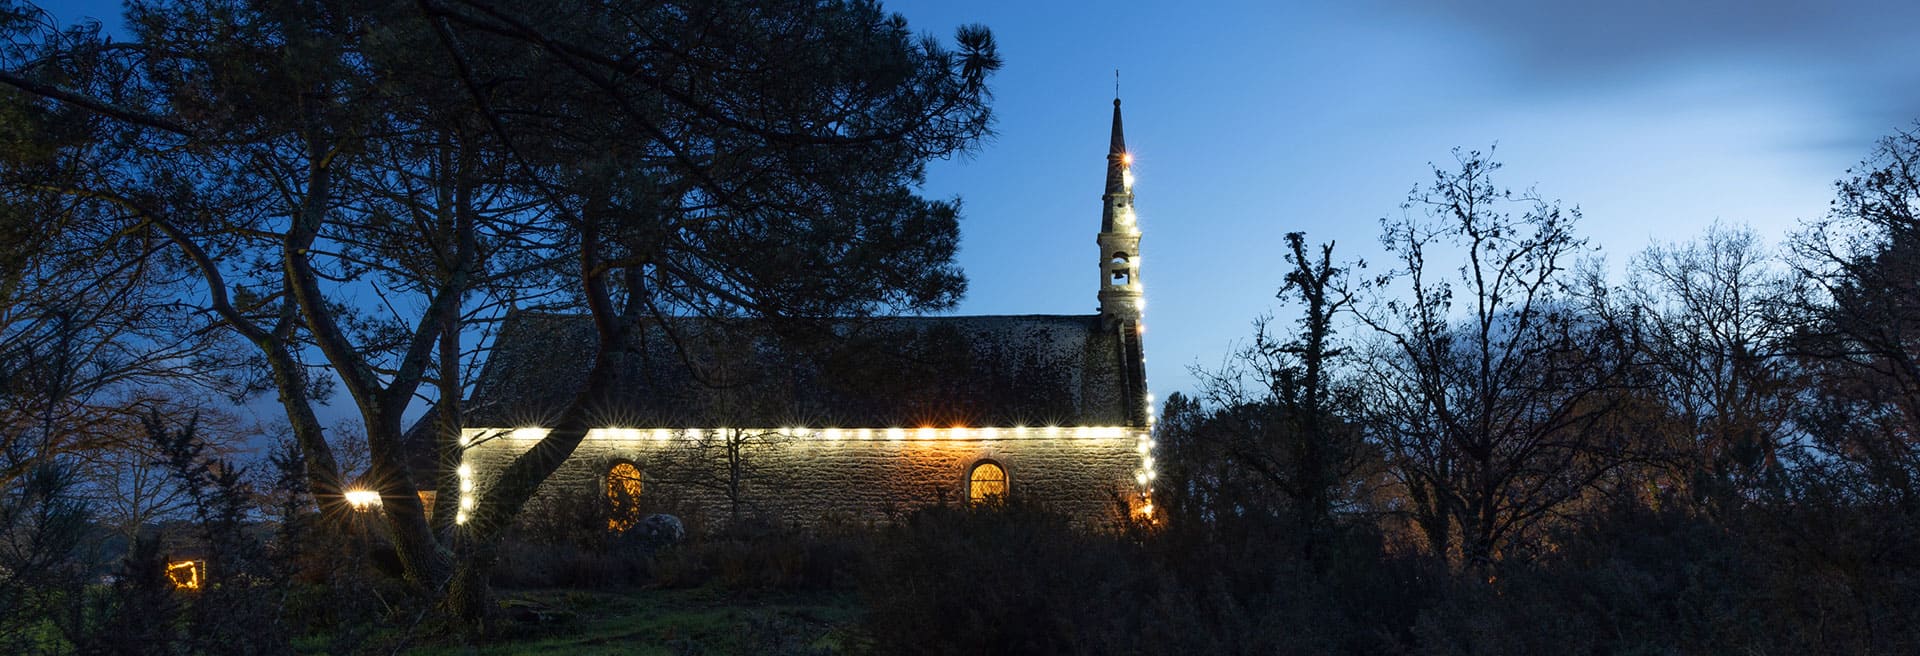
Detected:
[461,431,1142,528]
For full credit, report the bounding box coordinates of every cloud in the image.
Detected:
[1366,0,1920,143]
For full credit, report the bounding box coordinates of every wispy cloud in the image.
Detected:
[1369,0,1920,144]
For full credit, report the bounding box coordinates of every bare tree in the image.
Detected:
[1627,224,1800,509]
[653,427,794,524]
[1788,125,1920,502]
[1353,149,1633,569]
[1177,233,1372,559]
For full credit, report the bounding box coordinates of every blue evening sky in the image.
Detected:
[42,0,1920,406]
[890,0,1920,399]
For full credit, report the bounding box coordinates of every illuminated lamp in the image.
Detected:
[344,489,381,510]
[166,560,204,590]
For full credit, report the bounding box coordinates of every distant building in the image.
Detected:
[438,100,1154,526]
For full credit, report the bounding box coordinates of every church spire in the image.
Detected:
[1097,96,1142,323]
[1095,94,1153,438]
[1102,98,1130,224]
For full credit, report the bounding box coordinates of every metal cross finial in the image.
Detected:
[1114,69,1121,100]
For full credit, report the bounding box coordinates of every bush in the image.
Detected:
[492,487,869,592]
[494,485,657,589]
[860,501,1168,654]
[859,499,1444,655]
[650,514,868,591]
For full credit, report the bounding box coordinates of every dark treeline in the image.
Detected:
[859,138,1920,655]
[1124,140,1920,654]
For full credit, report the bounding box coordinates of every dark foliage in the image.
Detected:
[66,535,182,655]
[0,462,96,652]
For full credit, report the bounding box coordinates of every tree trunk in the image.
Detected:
[443,544,498,634]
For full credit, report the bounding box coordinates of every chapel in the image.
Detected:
[439,99,1154,526]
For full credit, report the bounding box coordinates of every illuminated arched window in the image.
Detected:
[606,461,644,532]
[969,461,1008,504]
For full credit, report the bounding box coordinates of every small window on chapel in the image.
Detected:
[969,461,1008,504]
[606,461,644,532]
[1110,253,1132,285]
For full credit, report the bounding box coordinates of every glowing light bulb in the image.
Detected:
[344,489,381,510]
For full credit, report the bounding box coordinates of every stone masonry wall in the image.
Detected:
[461,428,1143,527]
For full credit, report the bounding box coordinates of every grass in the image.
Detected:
[402,586,862,655]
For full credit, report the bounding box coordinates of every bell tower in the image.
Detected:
[1096,96,1150,430]
[1097,97,1143,325]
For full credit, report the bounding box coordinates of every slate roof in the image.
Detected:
[458,311,1139,430]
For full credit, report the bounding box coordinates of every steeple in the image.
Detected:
[1094,94,1152,434]
[1105,99,1127,197]
[1097,97,1143,324]
[1102,98,1129,228]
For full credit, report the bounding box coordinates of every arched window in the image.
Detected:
[606,461,644,532]
[969,461,1008,504]
[1110,252,1132,285]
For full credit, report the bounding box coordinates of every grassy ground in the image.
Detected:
[402,586,862,655]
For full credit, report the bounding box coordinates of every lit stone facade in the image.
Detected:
[432,99,1154,527]
[459,427,1144,525]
